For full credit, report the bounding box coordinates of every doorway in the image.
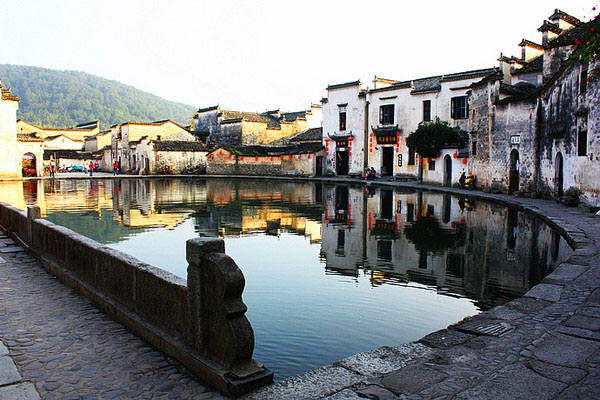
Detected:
[509,150,520,194]
[316,156,323,176]
[443,155,452,187]
[382,147,393,176]
[336,150,349,175]
[22,153,37,177]
[555,152,563,197]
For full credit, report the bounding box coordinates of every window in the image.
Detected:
[472,140,477,156]
[379,104,395,125]
[408,146,415,165]
[451,96,468,119]
[578,129,588,156]
[339,111,346,131]
[580,69,588,95]
[428,159,435,171]
[423,100,431,122]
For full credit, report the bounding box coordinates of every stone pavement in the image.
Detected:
[1,179,600,399]
[0,233,228,400]
[240,186,600,400]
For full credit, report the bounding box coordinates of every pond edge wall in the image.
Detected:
[0,201,273,397]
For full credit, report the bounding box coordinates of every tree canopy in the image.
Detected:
[405,118,468,158]
[0,64,196,130]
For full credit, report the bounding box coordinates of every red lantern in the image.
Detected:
[289,156,292,160]
[462,158,467,165]
[453,152,457,158]
[308,154,311,159]
[298,155,301,160]
[255,157,258,161]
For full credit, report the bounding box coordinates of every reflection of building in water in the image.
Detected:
[196,180,323,242]
[320,186,571,309]
[320,185,365,276]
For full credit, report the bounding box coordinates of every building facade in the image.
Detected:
[193,105,321,146]
[468,9,600,206]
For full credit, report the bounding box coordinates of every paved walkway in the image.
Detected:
[1,179,599,399]
[0,233,227,400]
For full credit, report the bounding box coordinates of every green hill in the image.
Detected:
[0,64,196,131]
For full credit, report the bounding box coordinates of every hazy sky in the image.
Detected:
[2,0,597,112]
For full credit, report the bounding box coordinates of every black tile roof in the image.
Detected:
[546,17,598,49]
[371,68,496,94]
[152,141,210,152]
[212,142,324,157]
[42,150,101,160]
[327,80,361,90]
[290,127,322,142]
[513,54,543,75]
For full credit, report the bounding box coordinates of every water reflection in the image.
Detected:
[0,178,571,379]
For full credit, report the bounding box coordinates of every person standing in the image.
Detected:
[113,161,119,175]
[89,161,94,177]
[49,158,56,178]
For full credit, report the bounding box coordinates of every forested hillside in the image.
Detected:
[0,64,196,130]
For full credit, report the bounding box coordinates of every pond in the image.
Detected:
[0,178,572,380]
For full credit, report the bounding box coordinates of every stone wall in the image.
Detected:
[538,61,600,205]
[0,202,273,396]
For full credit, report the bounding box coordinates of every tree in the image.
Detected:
[405,118,468,158]
[569,8,600,83]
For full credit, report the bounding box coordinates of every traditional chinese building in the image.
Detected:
[0,81,44,177]
[192,104,321,146]
[468,9,600,206]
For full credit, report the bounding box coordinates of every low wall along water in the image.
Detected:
[0,201,273,397]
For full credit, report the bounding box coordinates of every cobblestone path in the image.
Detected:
[0,232,228,400]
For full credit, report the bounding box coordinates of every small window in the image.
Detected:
[580,69,588,95]
[379,104,395,125]
[578,129,588,156]
[428,159,435,171]
[472,140,477,156]
[451,96,469,119]
[408,147,415,165]
[423,100,431,122]
[339,112,346,131]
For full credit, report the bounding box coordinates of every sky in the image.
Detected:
[1,0,598,113]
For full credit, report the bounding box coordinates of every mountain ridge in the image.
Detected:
[0,64,196,131]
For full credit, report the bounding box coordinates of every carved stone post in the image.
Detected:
[186,237,270,381]
[27,205,41,245]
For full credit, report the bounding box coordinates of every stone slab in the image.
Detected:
[323,389,363,400]
[576,305,600,318]
[525,283,563,302]
[0,356,22,386]
[524,359,587,385]
[565,315,600,331]
[0,382,40,400]
[543,263,588,284]
[484,305,526,321]
[505,296,551,313]
[420,329,476,348]
[337,343,431,376]
[380,364,448,394]
[242,366,363,400]
[0,341,8,356]
[454,363,565,400]
[0,255,5,264]
[557,326,600,341]
[0,246,23,253]
[529,332,600,368]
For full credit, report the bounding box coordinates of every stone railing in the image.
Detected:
[0,202,273,397]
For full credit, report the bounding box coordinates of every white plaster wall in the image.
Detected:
[0,99,21,177]
[322,84,366,175]
[368,75,487,181]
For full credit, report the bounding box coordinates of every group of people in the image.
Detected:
[88,161,100,176]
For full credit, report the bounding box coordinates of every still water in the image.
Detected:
[0,178,571,380]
